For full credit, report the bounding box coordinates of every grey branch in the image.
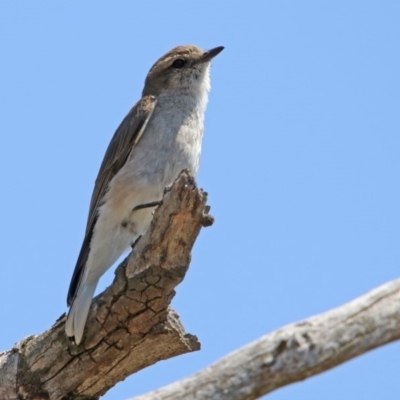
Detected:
[132,278,400,400]
[0,171,213,400]
[1,172,399,400]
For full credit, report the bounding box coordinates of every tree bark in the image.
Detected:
[131,278,400,400]
[0,171,212,400]
[1,171,399,400]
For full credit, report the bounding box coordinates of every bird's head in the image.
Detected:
[142,45,224,97]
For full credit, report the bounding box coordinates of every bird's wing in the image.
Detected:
[67,95,157,306]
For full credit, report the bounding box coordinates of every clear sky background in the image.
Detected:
[1,2,399,399]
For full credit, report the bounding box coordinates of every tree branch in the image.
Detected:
[131,278,400,400]
[0,171,213,400]
[2,171,399,400]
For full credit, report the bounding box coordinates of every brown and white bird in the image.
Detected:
[65,44,224,344]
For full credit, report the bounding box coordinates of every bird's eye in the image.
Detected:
[172,59,186,69]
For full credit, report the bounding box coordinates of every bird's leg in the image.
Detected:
[132,200,162,212]
[130,200,162,250]
[131,235,142,250]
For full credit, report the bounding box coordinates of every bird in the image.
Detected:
[65,44,224,345]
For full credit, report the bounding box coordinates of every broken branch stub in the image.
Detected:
[0,171,212,400]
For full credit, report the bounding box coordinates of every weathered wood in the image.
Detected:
[132,279,400,400]
[2,171,399,400]
[0,171,211,400]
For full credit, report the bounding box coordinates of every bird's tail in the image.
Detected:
[65,282,98,345]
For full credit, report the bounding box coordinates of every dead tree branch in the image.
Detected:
[0,171,212,400]
[1,171,399,400]
[131,278,400,400]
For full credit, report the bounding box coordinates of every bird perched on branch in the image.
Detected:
[65,44,224,345]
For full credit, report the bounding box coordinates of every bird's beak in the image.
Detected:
[199,46,224,63]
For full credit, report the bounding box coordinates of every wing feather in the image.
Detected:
[67,95,157,306]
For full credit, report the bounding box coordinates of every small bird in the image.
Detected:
[65,44,224,344]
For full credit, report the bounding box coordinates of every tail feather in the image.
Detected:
[65,283,98,345]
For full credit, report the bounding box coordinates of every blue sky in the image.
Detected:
[1,2,399,399]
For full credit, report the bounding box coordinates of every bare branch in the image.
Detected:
[2,171,399,400]
[0,171,212,400]
[132,278,400,400]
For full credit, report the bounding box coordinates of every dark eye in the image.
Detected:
[172,59,186,69]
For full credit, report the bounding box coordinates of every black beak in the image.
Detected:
[200,46,224,63]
